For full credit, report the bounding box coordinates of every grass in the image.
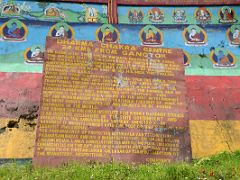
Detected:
[0,151,240,180]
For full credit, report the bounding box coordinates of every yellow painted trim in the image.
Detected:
[95,27,101,41]
[0,23,4,37]
[183,50,190,65]
[23,47,31,63]
[209,50,217,64]
[226,28,231,43]
[69,25,75,39]
[48,24,55,36]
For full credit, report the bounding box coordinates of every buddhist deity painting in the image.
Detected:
[0,19,28,42]
[1,2,21,16]
[182,25,207,46]
[128,8,144,23]
[218,6,237,23]
[139,25,163,46]
[210,48,236,68]
[44,6,65,19]
[48,22,75,39]
[148,8,164,23]
[24,45,44,64]
[172,9,187,23]
[226,25,240,46]
[195,7,211,24]
[183,51,191,67]
[85,7,98,23]
[96,24,120,43]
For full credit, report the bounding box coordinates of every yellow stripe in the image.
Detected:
[1,118,240,159]
[190,120,240,158]
[0,118,35,158]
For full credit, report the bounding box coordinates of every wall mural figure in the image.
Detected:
[96,24,120,43]
[210,48,236,68]
[172,9,187,23]
[44,6,65,19]
[48,22,75,39]
[85,7,98,23]
[139,25,163,46]
[0,19,28,41]
[226,25,240,46]
[148,7,164,23]
[183,51,191,67]
[219,6,237,23]
[24,45,44,64]
[182,25,207,46]
[128,8,143,23]
[1,2,21,16]
[195,7,211,24]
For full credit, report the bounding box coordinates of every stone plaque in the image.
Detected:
[33,37,191,167]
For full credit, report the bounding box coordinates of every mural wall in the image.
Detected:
[0,0,240,159]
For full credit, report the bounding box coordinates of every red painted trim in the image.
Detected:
[54,0,240,5]
[55,0,108,3]
[108,0,118,24]
[117,0,240,5]
[54,0,240,24]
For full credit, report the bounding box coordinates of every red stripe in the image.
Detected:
[0,72,42,118]
[54,0,240,5]
[186,76,240,120]
[117,0,240,5]
[1,72,239,121]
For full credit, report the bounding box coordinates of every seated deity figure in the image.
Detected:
[145,28,159,43]
[173,9,186,22]
[216,50,231,66]
[149,8,164,22]
[55,25,68,38]
[31,47,44,62]
[102,27,114,43]
[6,22,21,38]
[188,28,201,42]
[232,28,240,44]
[196,7,211,22]
[210,48,236,68]
[223,7,233,21]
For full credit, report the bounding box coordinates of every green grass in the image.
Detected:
[0,151,240,179]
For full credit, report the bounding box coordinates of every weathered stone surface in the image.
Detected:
[1,73,240,159]
[0,118,36,158]
[0,73,41,118]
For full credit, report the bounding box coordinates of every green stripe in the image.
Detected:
[1,53,240,76]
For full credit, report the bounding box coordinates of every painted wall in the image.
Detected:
[0,0,240,159]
